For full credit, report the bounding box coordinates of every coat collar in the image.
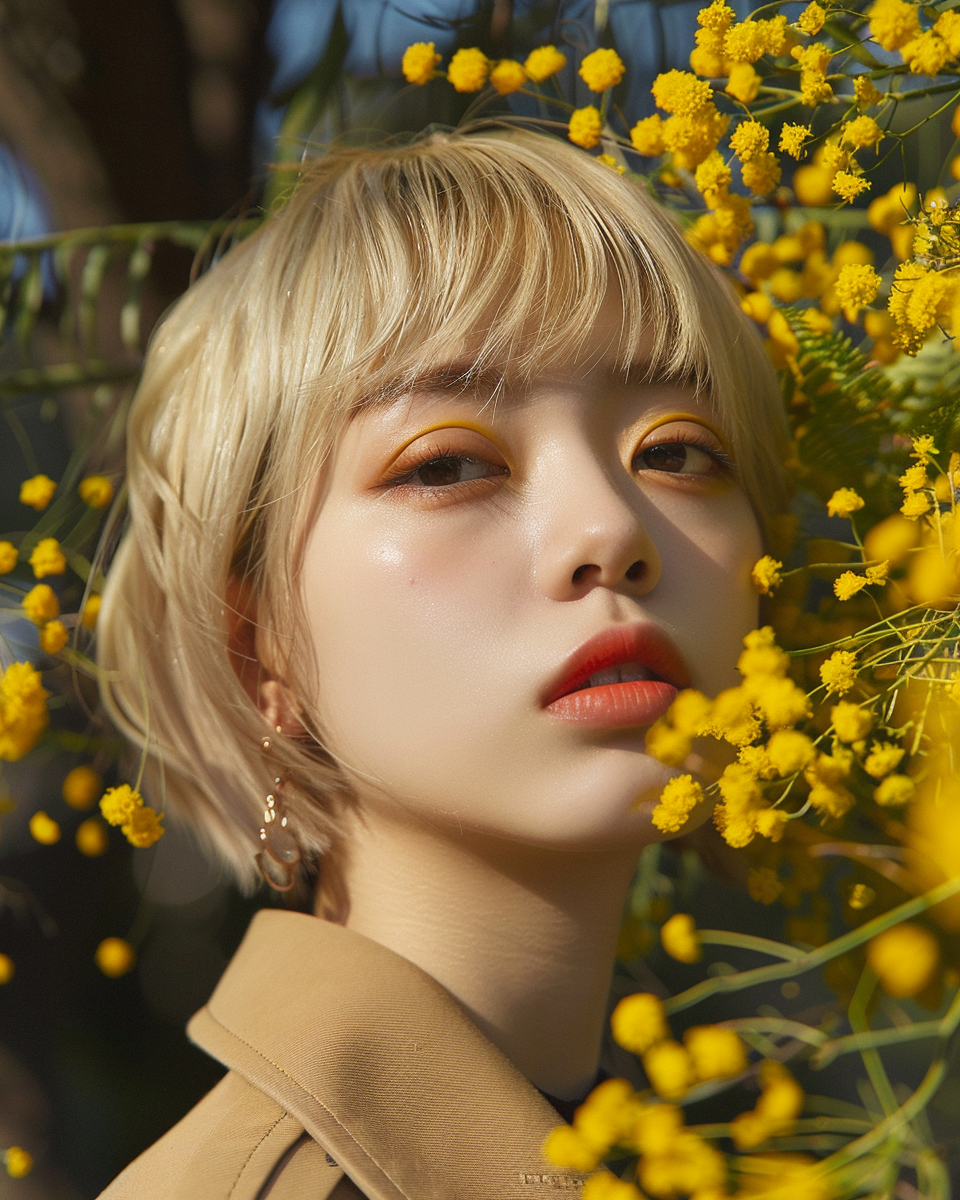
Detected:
[188,909,586,1200]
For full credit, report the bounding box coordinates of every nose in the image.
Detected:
[535,452,662,602]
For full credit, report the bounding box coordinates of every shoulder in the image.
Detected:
[96,1069,363,1200]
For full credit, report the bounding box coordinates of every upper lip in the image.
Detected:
[541,621,692,706]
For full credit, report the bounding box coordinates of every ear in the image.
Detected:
[258,678,308,740]
[226,575,308,739]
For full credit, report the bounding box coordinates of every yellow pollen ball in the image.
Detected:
[489,60,526,94]
[401,42,441,85]
[0,954,14,984]
[95,937,136,978]
[19,474,56,511]
[76,818,109,857]
[642,1039,696,1099]
[579,48,625,92]
[867,922,939,997]
[684,1024,748,1080]
[63,765,102,810]
[0,542,17,574]
[22,584,60,626]
[610,991,668,1054]
[39,619,69,655]
[446,47,489,92]
[82,594,102,629]
[4,1147,32,1178]
[78,475,115,508]
[28,537,67,579]
[568,106,603,149]
[661,912,702,962]
[29,811,61,845]
[523,45,567,83]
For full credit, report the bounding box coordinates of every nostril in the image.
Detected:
[572,564,595,585]
[625,560,645,582]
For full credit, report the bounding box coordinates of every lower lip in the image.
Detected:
[544,680,678,728]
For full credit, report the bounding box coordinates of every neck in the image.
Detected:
[324,805,643,1100]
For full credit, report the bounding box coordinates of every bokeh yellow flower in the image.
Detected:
[76,817,109,857]
[797,1,826,34]
[4,1147,32,1178]
[78,474,115,508]
[0,661,49,761]
[28,537,66,579]
[29,811,60,845]
[630,115,664,156]
[661,912,701,961]
[22,584,59,625]
[868,0,920,50]
[651,774,704,832]
[95,937,136,978]
[652,69,713,115]
[489,59,526,94]
[82,593,102,628]
[447,47,489,92]
[725,61,760,102]
[779,123,811,158]
[523,45,567,83]
[19,474,56,511]
[401,42,441,85]
[0,541,16,574]
[39,619,69,655]
[643,1039,696,1099]
[610,991,668,1054]
[568,106,603,149]
[831,700,873,742]
[684,1024,747,1079]
[826,487,865,517]
[99,783,143,826]
[820,649,858,695]
[63,765,102,810]
[868,922,939,996]
[834,262,880,319]
[579,48,625,92]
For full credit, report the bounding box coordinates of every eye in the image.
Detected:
[631,423,733,478]
[378,429,510,497]
[408,455,504,487]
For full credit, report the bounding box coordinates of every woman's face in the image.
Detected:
[297,308,763,851]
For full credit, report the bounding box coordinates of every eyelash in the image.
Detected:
[380,438,506,491]
[632,428,736,477]
[381,428,735,492]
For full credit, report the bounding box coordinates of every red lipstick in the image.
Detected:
[542,623,691,729]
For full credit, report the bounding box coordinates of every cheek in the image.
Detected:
[299,499,523,768]
[655,492,763,690]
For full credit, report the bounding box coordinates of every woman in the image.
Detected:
[96,125,789,1198]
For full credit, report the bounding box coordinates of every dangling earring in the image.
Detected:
[256,726,302,892]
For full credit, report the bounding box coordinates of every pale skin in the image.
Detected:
[257,303,763,1103]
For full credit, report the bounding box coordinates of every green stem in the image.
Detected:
[715,1016,829,1044]
[847,966,899,1117]
[814,985,960,1067]
[663,875,960,1015]
[816,1058,948,1174]
[698,929,806,960]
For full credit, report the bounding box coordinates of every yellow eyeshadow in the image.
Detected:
[386,421,506,468]
[637,412,732,457]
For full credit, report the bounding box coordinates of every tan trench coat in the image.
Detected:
[98,910,588,1199]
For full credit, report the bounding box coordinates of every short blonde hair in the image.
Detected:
[97,125,789,890]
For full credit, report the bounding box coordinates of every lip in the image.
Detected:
[542,622,691,729]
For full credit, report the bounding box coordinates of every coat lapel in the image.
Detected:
[188,910,586,1200]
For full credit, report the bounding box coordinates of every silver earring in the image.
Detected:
[255,726,301,892]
